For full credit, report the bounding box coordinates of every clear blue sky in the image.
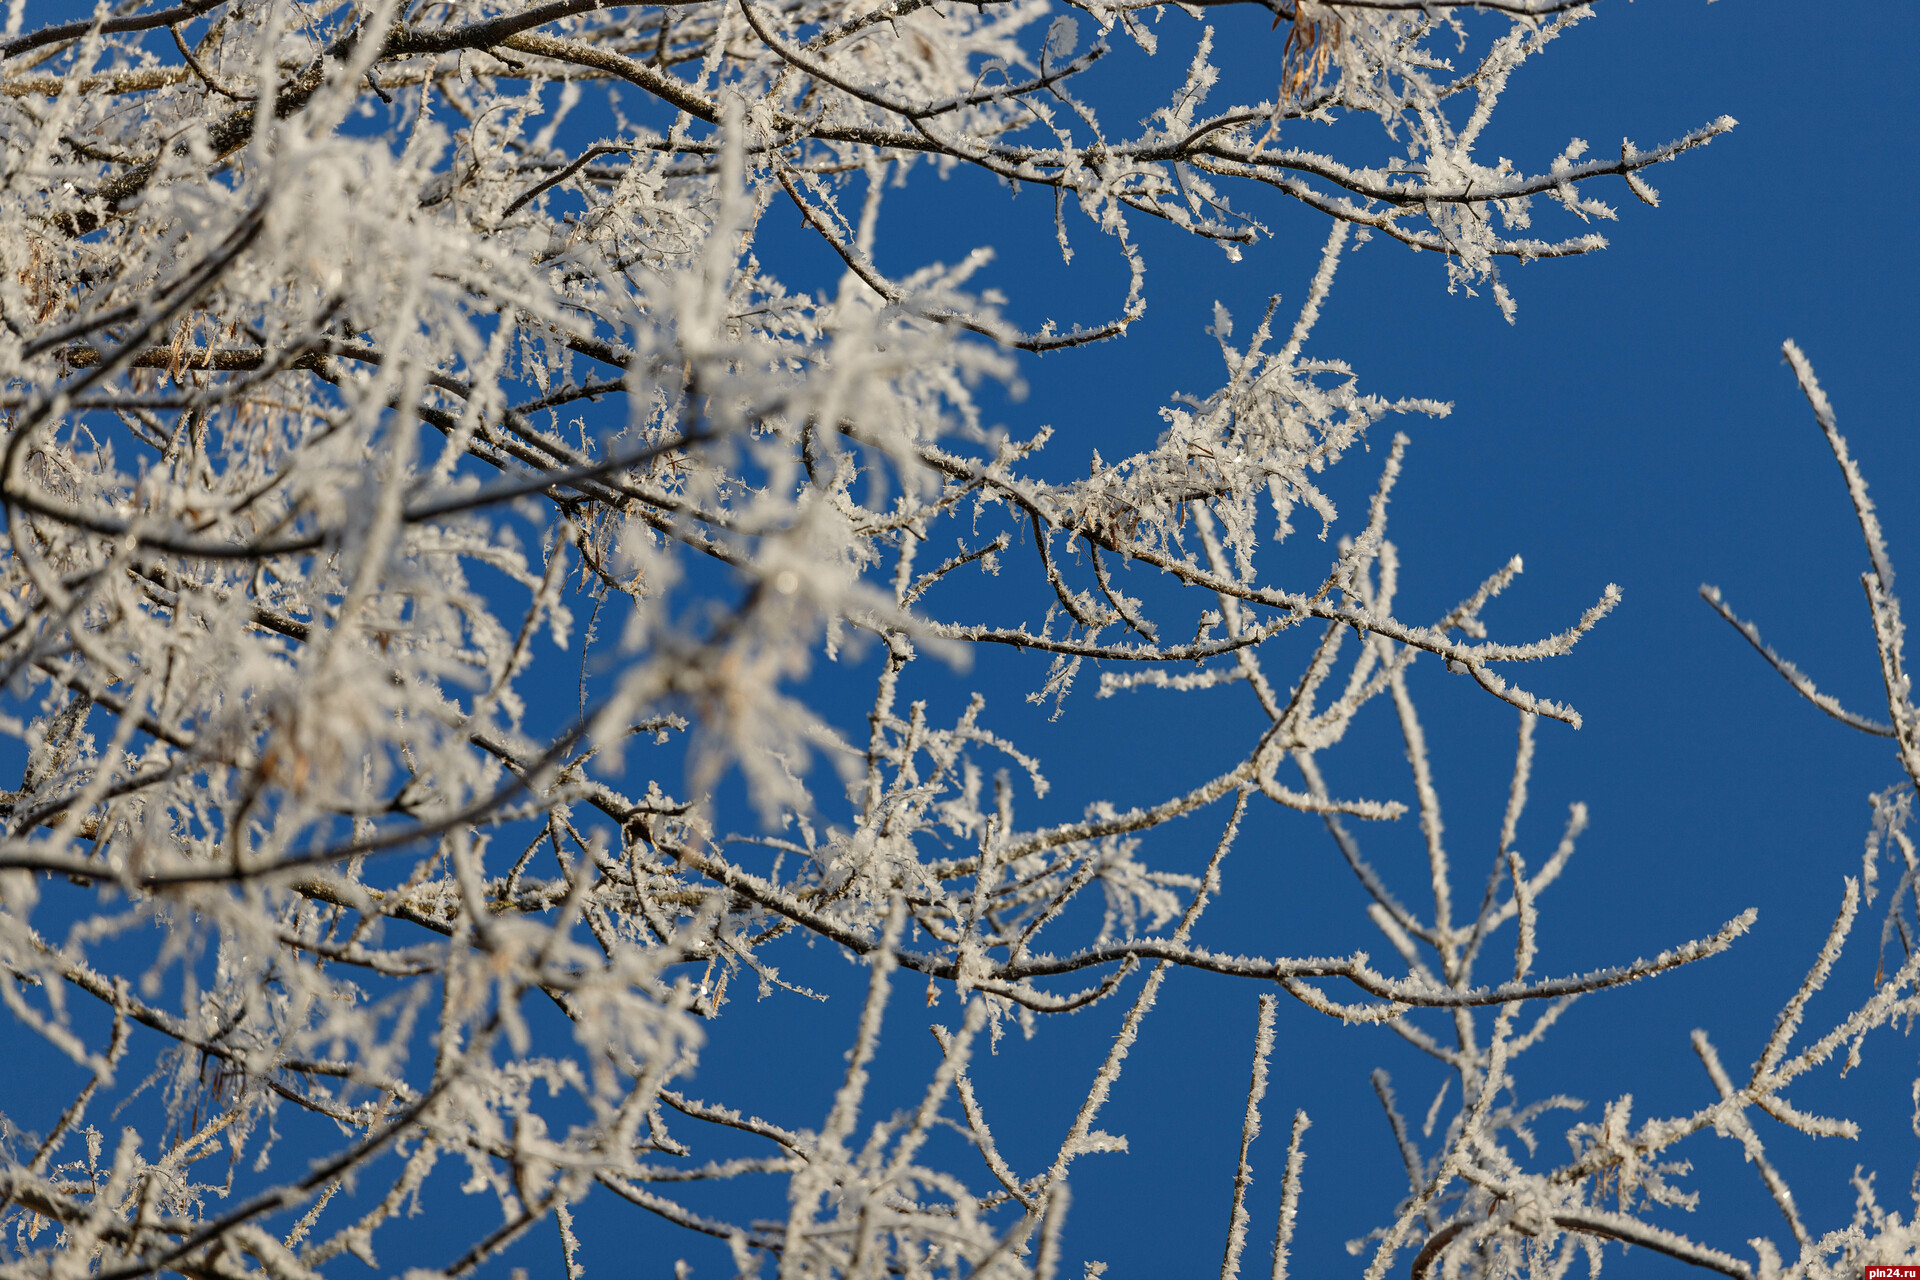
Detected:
[11,2,1920,1276]
[776,2,1920,1272]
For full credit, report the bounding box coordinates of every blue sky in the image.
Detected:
[798,1,1920,1272]
[9,1,1920,1276]
[612,1,1920,1269]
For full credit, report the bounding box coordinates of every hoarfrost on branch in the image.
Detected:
[0,1,1909,1278]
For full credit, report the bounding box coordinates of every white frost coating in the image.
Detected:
[1783,340,1894,594]
[1219,994,1278,1280]
[0,6,1896,1280]
[1269,1109,1310,1280]
[1364,350,1920,1280]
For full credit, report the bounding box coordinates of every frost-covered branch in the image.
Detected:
[0,1,1756,1276]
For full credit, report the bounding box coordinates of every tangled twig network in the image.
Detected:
[0,3,1905,1280]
